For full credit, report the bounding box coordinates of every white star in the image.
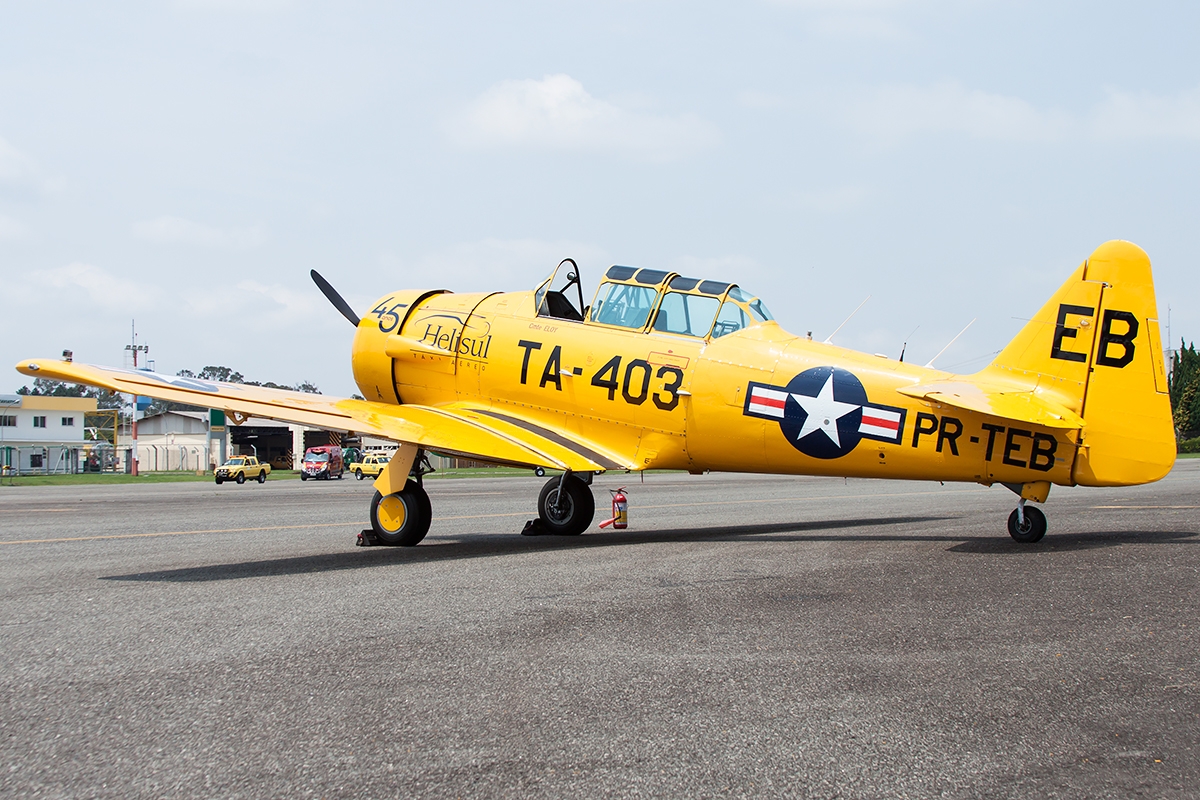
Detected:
[790,373,861,448]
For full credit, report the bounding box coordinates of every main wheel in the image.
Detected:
[236,473,246,485]
[537,474,595,536]
[257,471,267,484]
[356,469,364,480]
[1008,505,1047,543]
[369,480,432,546]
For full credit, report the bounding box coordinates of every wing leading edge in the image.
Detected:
[15,359,630,473]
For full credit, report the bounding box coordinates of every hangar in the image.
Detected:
[134,410,376,471]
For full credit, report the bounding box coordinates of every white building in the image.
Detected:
[0,394,104,474]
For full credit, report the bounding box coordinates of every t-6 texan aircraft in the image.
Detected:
[16,240,1175,546]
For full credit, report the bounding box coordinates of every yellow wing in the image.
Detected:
[15,359,629,472]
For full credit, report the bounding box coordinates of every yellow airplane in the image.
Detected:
[15,240,1175,546]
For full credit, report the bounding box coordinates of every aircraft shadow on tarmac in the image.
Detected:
[947,529,1198,554]
[101,518,1197,583]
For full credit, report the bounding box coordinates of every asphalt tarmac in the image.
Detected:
[2,464,1198,798]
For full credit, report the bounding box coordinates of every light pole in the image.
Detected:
[124,320,149,476]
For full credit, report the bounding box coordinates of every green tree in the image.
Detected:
[1169,340,1200,438]
[16,378,125,410]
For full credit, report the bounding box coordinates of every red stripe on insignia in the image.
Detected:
[861,412,899,431]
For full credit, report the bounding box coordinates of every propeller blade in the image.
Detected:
[310,270,361,327]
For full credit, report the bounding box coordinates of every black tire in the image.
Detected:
[534,467,545,477]
[356,469,363,480]
[300,472,308,481]
[235,473,245,485]
[337,470,344,480]
[257,471,267,484]
[369,481,432,546]
[215,477,223,485]
[537,474,595,536]
[1008,505,1047,543]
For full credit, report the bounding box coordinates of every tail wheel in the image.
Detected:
[257,471,267,484]
[537,474,595,536]
[235,473,246,485]
[369,481,432,546]
[1008,505,1047,543]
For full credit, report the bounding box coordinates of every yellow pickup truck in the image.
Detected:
[215,456,271,485]
[348,452,390,480]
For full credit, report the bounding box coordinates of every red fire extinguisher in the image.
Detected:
[600,487,628,529]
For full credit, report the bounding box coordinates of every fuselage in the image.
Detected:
[350,286,1080,489]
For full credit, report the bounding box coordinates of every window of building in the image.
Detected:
[0,415,15,427]
[33,416,47,428]
[61,417,75,426]
[30,453,43,468]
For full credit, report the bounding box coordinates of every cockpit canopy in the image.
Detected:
[535,263,774,340]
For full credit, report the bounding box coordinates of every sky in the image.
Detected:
[2,0,1198,396]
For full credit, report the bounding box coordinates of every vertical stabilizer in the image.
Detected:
[986,241,1174,486]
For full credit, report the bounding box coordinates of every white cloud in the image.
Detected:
[1092,86,1200,140]
[668,254,760,276]
[738,91,790,110]
[131,215,267,248]
[795,186,871,212]
[384,237,611,294]
[0,138,38,185]
[768,0,922,8]
[0,213,28,241]
[173,0,291,11]
[842,81,1200,144]
[847,81,1073,142]
[0,136,60,195]
[22,262,159,312]
[453,74,720,160]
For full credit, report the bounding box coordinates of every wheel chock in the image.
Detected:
[356,529,382,547]
[520,519,548,536]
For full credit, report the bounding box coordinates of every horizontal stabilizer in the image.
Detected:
[897,380,1086,429]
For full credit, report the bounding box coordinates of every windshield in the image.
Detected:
[711,288,776,338]
[225,458,244,466]
[590,282,660,329]
[652,292,721,337]
[305,453,329,463]
[728,287,774,321]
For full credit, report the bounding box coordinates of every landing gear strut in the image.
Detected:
[1007,498,1047,544]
